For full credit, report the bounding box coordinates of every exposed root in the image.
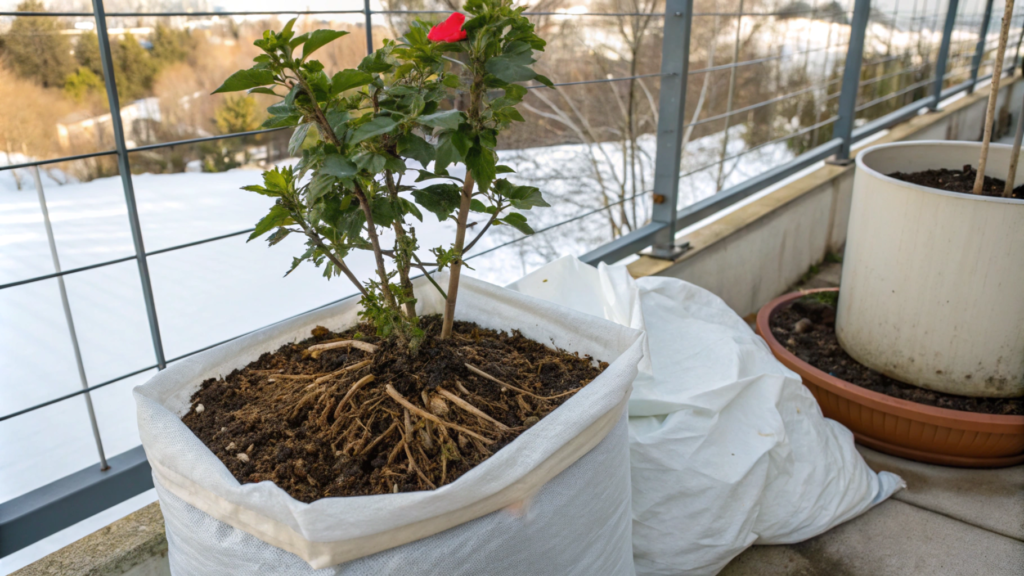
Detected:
[436,387,510,431]
[305,340,378,358]
[465,363,582,400]
[385,384,495,445]
[313,359,372,385]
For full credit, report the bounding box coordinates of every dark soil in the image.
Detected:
[181,315,606,502]
[888,165,1024,199]
[769,294,1023,416]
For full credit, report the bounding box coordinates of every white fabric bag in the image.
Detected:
[508,256,904,576]
[135,274,645,574]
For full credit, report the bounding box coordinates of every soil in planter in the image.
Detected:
[769,294,1023,416]
[181,315,607,502]
[888,165,1024,199]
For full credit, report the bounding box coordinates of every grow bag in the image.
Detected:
[135,273,645,574]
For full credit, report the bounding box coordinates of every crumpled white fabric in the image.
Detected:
[508,256,904,576]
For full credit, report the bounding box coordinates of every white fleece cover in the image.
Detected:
[508,256,904,576]
[135,273,645,573]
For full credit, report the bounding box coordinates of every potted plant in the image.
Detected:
[134,2,645,572]
[756,2,1024,467]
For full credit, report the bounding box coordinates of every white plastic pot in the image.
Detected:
[837,140,1024,398]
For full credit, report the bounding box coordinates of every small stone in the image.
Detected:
[392,483,399,493]
[220,427,227,432]
[429,396,449,417]
[246,444,254,454]
[195,403,205,414]
[226,442,237,451]
[793,318,813,334]
[523,416,540,427]
[236,453,250,463]
[786,338,797,348]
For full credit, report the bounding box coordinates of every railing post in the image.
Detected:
[969,0,995,92]
[829,0,870,164]
[364,0,374,54]
[931,0,962,110]
[649,0,693,259]
[92,0,166,370]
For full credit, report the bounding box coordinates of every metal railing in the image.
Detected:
[2,0,1023,558]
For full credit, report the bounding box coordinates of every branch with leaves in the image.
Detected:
[213,0,551,349]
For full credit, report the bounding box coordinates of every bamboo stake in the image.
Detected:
[974,0,1016,194]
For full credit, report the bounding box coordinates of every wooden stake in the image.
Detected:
[974,0,1016,194]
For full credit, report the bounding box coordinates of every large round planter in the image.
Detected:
[757,289,1024,468]
[837,140,1024,398]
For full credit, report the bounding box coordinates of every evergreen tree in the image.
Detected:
[111,32,157,102]
[150,24,195,66]
[214,95,261,135]
[3,0,76,88]
[64,66,104,101]
[75,31,104,78]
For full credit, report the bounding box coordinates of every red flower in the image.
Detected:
[428,12,467,42]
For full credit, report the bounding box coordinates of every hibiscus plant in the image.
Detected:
[214,0,552,348]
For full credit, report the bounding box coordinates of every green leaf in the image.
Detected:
[397,133,435,166]
[267,227,292,246]
[349,116,398,146]
[418,110,465,131]
[500,212,534,234]
[249,204,292,241]
[412,183,462,221]
[508,186,549,210]
[450,130,472,156]
[302,30,349,60]
[307,172,335,204]
[359,50,393,73]
[352,152,386,173]
[289,123,312,156]
[399,198,423,222]
[469,198,489,212]
[213,68,275,94]
[485,52,537,84]
[248,87,279,96]
[326,108,349,135]
[322,154,357,178]
[241,184,279,197]
[534,74,554,88]
[442,74,460,88]
[465,146,496,193]
[495,164,515,174]
[264,169,289,192]
[332,69,373,94]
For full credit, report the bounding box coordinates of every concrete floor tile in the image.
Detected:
[720,500,1024,576]
[858,445,1024,542]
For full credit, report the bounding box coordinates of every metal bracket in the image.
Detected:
[648,241,692,261]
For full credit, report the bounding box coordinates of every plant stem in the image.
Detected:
[353,180,399,309]
[441,66,485,340]
[973,0,1015,195]
[384,170,417,318]
[293,216,370,299]
[441,172,475,340]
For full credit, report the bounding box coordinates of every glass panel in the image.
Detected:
[0,394,102,502]
[0,157,131,287]
[128,134,282,252]
[0,9,123,164]
[91,368,156,461]
[104,12,368,148]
